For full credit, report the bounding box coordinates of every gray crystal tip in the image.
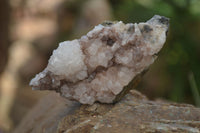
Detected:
[147,15,169,28]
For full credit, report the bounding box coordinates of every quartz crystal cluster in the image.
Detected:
[30,15,169,104]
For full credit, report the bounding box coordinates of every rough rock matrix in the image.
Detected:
[30,15,169,104]
[13,91,200,133]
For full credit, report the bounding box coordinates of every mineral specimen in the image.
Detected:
[30,15,169,104]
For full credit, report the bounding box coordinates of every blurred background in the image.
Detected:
[0,0,200,132]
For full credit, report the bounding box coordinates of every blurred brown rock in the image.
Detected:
[0,0,11,131]
[13,90,200,133]
[0,0,10,74]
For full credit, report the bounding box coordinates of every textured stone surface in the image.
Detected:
[13,92,80,133]
[30,15,169,104]
[13,90,200,133]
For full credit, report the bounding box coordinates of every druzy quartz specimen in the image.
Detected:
[30,15,169,104]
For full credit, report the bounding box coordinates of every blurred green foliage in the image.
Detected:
[110,0,200,105]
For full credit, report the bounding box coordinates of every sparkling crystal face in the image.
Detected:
[30,15,169,104]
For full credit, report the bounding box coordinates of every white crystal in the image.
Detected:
[47,40,87,82]
[30,15,169,104]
